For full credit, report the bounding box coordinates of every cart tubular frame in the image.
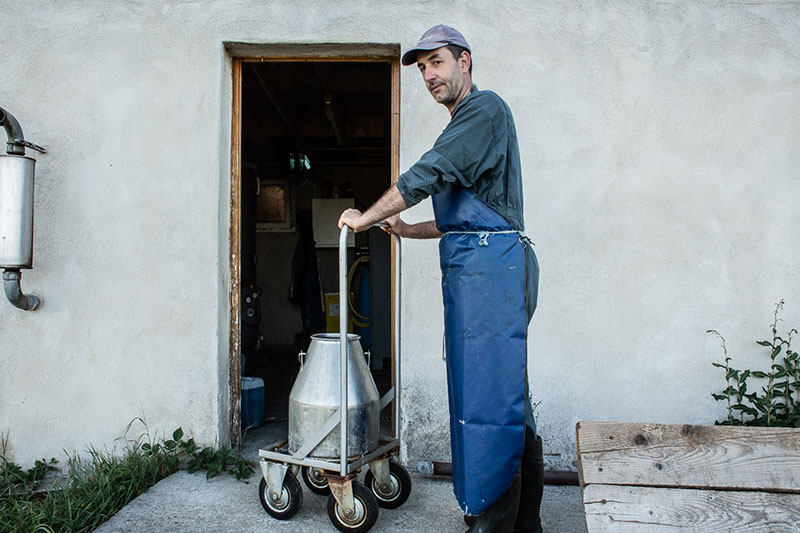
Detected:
[258,223,402,476]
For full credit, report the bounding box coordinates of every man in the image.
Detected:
[338,25,542,533]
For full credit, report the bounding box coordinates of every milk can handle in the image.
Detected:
[297,350,307,367]
[364,350,371,367]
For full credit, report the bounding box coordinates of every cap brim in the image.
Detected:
[401,42,449,66]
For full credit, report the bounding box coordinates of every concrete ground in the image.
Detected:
[96,423,586,533]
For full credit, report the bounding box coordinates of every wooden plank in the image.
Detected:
[228,58,243,447]
[583,484,800,532]
[576,419,587,488]
[576,421,800,492]
[225,42,400,60]
[390,56,400,405]
[578,421,800,454]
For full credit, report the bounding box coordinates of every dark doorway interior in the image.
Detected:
[239,61,393,428]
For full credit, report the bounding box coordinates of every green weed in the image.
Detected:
[0,424,254,532]
[709,300,800,427]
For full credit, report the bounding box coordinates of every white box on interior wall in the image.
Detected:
[312,198,355,247]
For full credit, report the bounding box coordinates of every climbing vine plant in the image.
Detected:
[708,300,800,427]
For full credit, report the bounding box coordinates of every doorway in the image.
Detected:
[229,48,400,447]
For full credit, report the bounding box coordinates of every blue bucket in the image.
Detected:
[241,376,265,429]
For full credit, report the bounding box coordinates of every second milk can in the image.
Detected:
[288,333,380,458]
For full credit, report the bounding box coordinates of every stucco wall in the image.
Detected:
[1,1,798,471]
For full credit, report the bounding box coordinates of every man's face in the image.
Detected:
[416,48,468,108]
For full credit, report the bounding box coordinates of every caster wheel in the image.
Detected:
[302,466,331,495]
[365,460,412,509]
[258,473,303,520]
[326,480,379,533]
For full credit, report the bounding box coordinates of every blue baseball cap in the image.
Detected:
[402,25,472,66]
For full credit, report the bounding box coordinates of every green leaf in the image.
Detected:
[733,405,758,416]
[173,428,184,442]
[752,371,768,379]
[757,341,773,347]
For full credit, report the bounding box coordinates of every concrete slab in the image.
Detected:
[95,469,584,533]
[97,422,585,532]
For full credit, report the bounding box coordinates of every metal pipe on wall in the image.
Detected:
[3,270,40,311]
[0,106,43,311]
[0,107,25,155]
[416,460,580,486]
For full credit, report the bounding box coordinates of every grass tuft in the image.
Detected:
[0,423,254,532]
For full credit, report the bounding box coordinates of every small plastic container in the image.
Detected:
[242,376,265,429]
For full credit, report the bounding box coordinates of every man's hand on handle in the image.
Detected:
[381,214,408,236]
[336,183,439,238]
[338,208,366,232]
[337,184,408,233]
[337,209,408,237]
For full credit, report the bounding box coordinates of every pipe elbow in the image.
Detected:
[0,106,26,155]
[3,269,41,311]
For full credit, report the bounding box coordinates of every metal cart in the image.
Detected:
[257,224,410,533]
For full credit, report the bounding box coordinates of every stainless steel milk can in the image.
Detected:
[288,333,380,458]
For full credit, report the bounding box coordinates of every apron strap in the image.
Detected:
[443,229,534,247]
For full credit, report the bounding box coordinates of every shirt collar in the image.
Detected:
[451,84,478,118]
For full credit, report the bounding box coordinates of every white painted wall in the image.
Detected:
[1,1,798,471]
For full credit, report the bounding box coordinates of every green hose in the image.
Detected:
[347,256,371,328]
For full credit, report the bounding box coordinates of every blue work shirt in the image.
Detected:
[396,86,525,231]
[397,86,539,322]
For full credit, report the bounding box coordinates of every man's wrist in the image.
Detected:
[394,219,408,236]
[359,215,370,232]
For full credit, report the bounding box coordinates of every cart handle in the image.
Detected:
[338,225,350,476]
[338,223,401,476]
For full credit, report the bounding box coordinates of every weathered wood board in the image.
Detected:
[577,421,800,532]
[577,421,800,492]
[583,484,800,532]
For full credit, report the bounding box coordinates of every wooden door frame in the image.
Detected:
[228,44,401,446]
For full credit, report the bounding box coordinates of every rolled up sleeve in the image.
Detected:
[396,150,461,207]
[396,91,503,207]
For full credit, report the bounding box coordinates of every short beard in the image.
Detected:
[431,73,464,107]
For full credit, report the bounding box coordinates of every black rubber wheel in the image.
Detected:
[326,480,379,533]
[364,460,412,509]
[302,466,331,495]
[258,473,303,520]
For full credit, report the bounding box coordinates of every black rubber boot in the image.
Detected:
[513,430,544,533]
[465,464,522,533]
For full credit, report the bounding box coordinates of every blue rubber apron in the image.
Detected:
[432,183,528,516]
